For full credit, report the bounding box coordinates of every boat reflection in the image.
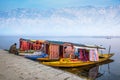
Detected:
[78,65,102,80]
[56,59,114,80]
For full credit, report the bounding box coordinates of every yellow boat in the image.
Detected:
[42,53,114,67]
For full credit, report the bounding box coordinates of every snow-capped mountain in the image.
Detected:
[0,5,120,20]
[0,5,120,36]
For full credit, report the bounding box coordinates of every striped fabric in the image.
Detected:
[89,49,99,61]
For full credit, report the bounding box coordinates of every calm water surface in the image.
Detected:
[0,36,120,80]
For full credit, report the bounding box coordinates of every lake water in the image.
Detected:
[0,36,120,80]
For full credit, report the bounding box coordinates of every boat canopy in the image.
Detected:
[19,38,105,52]
[46,40,105,49]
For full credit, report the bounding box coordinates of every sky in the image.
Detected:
[0,0,120,11]
[0,0,120,36]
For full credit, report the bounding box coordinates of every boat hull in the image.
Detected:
[25,55,45,60]
[42,53,114,67]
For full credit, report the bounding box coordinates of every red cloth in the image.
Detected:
[49,44,59,59]
[79,49,89,61]
[21,41,29,51]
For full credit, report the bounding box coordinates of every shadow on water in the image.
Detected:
[55,59,114,80]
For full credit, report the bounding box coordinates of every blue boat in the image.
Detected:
[25,53,48,60]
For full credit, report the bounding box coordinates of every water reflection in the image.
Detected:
[56,59,114,80]
[79,66,100,80]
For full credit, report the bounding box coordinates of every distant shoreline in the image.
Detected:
[0,35,120,38]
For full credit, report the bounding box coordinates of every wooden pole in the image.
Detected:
[108,45,111,54]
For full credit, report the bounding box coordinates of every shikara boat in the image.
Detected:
[24,53,48,60]
[42,53,114,67]
[18,38,114,66]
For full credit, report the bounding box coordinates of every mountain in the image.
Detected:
[0,5,120,20]
[0,5,120,36]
